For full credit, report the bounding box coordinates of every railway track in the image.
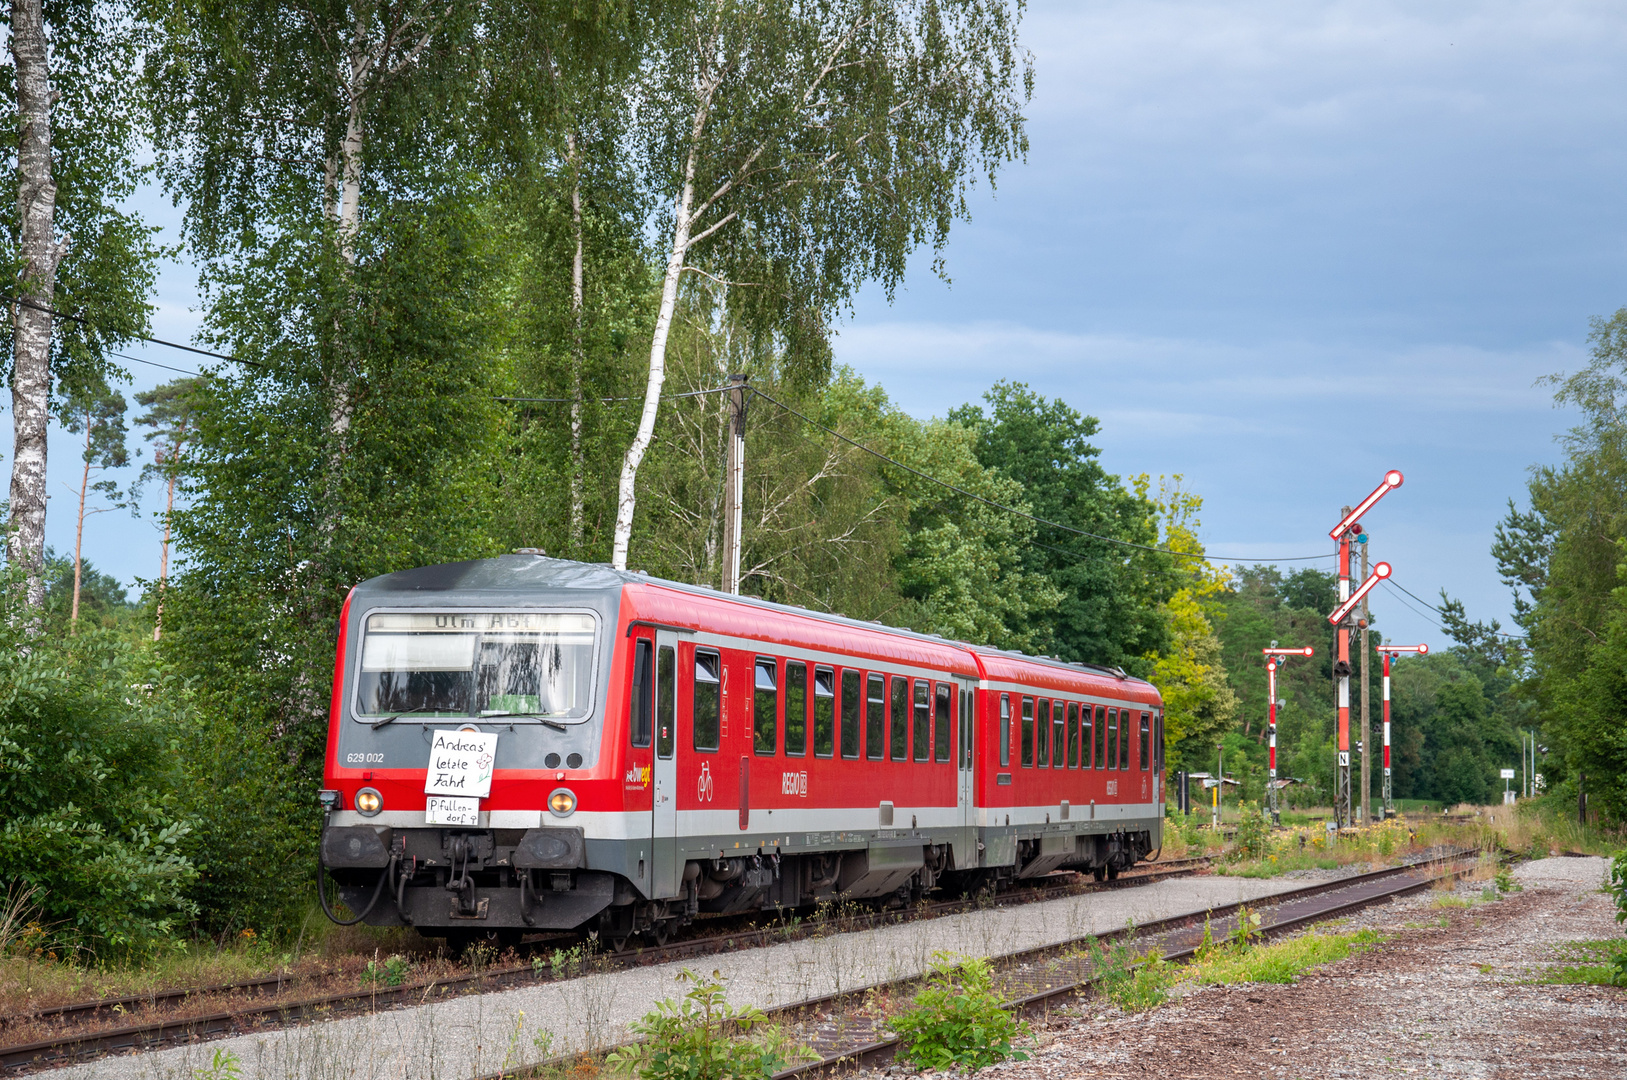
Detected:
[0,855,1211,1073]
[761,850,1480,1080]
[464,846,1480,1080]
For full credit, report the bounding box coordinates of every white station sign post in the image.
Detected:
[425,728,498,825]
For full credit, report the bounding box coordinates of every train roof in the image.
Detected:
[355,554,1157,697]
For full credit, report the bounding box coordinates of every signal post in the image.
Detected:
[1375,643,1428,820]
[1327,471,1403,828]
[1262,645,1313,825]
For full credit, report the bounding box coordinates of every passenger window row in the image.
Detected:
[747,657,955,762]
[1001,692,1160,773]
[635,639,1166,776]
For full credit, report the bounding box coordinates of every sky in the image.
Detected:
[19,0,1627,650]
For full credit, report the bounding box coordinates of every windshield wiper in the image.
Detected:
[371,708,434,731]
[483,711,569,732]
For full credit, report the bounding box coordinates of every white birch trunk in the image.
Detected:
[6,0,63,614]
[70,417,89,628]
[568,131,585,552]
[611,100,708,570]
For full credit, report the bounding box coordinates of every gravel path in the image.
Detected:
[971,856,1625,1080]
[49,871,1310,1079]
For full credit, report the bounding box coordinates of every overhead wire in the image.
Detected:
[17,294,1466,588]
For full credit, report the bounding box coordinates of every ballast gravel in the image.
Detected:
[48,871,1313,1080]
[952,856,1625,1080]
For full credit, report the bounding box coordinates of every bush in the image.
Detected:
[1230,801,1270,862]
[0,613,198,954]
[607,969,813,1080]
[887,952,1029,1072]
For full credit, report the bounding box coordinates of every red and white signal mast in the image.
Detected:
[1375,643,1428,820]
[1262,644,1313,825]
[1327,470,1404,828]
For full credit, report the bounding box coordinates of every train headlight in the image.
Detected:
[355,787,383,817]
[548,788,577,817]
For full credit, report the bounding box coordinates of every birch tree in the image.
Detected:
[57,382,127,629]
[3,0,160,612]
[611,0,1032,568]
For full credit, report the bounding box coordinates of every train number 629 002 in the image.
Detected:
[345,752,385,764]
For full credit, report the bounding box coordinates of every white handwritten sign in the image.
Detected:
[425,729,498,798]
[426,795,480,826]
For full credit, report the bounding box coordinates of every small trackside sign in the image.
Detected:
[425,729,497,798]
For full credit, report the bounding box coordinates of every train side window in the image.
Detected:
[913,680,931,761]
[1105,708,1118,771]
[1020,697,1034,767]
[1066,703,1079,768]
[656,645,676,759]
[961,688,974,768]
[1094,705,1106,768]
[934,682,952,762]
[1139,712,1150,770]
[630,639,653,748]
[1155,710,1165,771]
[753,658,778,755]
[692,650,721,751]
[866,674,886,759]
[999,694,1011,766]
[1052,700,1066,769]
[1035,699,1050,767]
[1120,708,1132,770]
[785,661,808,756]
[890,676,910,761]
[813,667,835,757]
[1081,704,1094,768]
[841,670,862,758]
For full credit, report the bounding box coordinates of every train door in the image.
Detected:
[957,680,976,845]
[651,630,681,899]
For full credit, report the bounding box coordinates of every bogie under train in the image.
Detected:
[319,555,1166,946]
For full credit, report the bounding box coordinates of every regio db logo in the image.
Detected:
[781,771,808,797]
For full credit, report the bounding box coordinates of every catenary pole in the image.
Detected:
[721,374,748,594]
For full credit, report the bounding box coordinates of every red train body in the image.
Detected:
[320,555,1165,945]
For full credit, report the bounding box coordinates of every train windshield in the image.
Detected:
[354,611,597,721]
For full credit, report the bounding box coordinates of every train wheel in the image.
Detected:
[609,934,632,954]
[649,920,672,946]
[1106,864,1120,881]
[1091,867,1105,882]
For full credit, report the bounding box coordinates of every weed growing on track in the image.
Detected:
[1187,928,1385,986]
[886,952,1030,1072]
[1080,933,1177,1013]
[606,968,815,1080]
[359,952,413,987]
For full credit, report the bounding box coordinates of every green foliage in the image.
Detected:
[1189,928,1384,986]
[0,590,197,953]
[886,952,1029,1073]
[1611,850,1627,926]
[360,953,414,988]
[606,969,814,1080]
[1230,802,1270,862]
[1491,306,1627,824]
[950,383,1174,671]
[1085,935,1177,1013]
[1530,939,1627,988]
[0,0,165,387]
[193,1048,243,1080]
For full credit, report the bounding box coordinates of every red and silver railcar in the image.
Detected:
[319,554,1166,946]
